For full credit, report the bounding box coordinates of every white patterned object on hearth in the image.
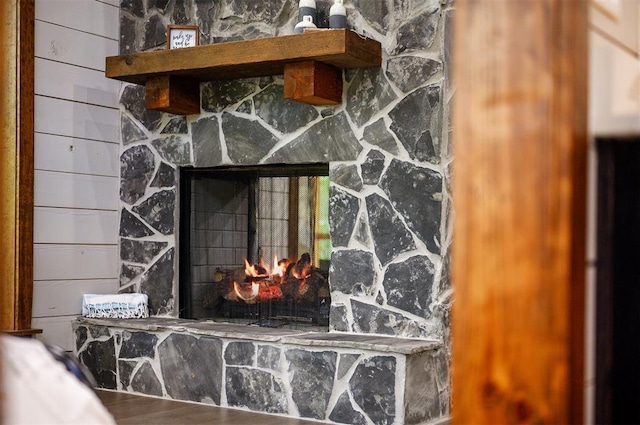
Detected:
[82,293,149,319]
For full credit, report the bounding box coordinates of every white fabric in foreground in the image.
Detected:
[82,293,149,319]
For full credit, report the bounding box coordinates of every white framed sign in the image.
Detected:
[167,25,199,49]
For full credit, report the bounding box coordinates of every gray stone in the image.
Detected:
[222,113,278,164]
[142,14,166,50]
[120,238,167,264]
[286,349,337,419]
[191,115,222,167]
[89,325,110,339]
[329,186,359,247]
[75,326,87,351]
[383,256,434,319]
[351,300,426,338]
[236,99,252,114]
[120,145,156,205]
[266,112,361,163]
[79,338,117,390]
[132,189,176,235]
[131,361,163,397]
[350,356,396,425]
[254,84,319,134]
[330,164,362,192]
[380,159,442,253]
[361,150,386,185]
[337,353,361,379]
[444,8,453,94]
[120,331,159,359]
[224,341,255,366]
[389,84,442,164]
[351,0,389,34]
[120,208,154,238]
[201,80,258,113]
[151,135,191,165]
[386,56,442,93]
[330,250,376,295]
[257,345,281,371]
[376,291,385,305]
[362,119,399,155]
[168,0,188,23]
[161,116,188,134]
[393,6,440,54]
[354,215,371,247]
[120,0,143,18]
[158,333,223,404]
[346,68,396,128]
[365,193,415,265]
[150,162,176,188]
[120,85,163,132]
[148,0,172,13]
[119,14,137,54]
[118,359,136,390]
[404,350,449,424]
[121,114,148,146]
[120,263,146,287]
[219,0,289,25]
[329,391,369,425]
[226,367,287,413]
[330,304,349,332]
[140,248,175,315]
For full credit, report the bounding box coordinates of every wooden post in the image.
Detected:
[451,1,588,423]
[0,0,36,334]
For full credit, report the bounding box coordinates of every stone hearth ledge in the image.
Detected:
[76,317,441,354]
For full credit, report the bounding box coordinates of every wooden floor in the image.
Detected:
[97,390,323,425]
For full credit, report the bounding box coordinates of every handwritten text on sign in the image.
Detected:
[170,29,197,49]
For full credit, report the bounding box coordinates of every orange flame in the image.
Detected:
[233,281,259,301]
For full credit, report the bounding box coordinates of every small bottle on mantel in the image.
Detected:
[329,0,347,29]
[295,15,317,34]
[298,0,316,24]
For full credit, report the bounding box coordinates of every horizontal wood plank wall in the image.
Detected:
[451,0,588,423]
[33,0,120,350]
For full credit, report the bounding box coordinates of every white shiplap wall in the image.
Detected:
[32,0,121,350]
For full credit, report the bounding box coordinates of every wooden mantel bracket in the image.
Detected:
[105,29,381,115]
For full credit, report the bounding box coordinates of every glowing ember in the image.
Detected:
[233,281,259,301]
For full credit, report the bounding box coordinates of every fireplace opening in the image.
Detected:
[179,164,331,329]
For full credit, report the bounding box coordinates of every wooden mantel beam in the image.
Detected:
[451,0,588,423]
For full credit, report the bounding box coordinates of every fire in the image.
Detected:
[233,281,260,301]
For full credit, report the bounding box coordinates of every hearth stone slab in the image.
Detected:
[74,318,448,425]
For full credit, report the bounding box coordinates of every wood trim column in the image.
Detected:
[0,0,35,333]
[451,1,588,423]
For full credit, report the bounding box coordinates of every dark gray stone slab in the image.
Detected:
[389,84,442,164]
[120,0,143,18]
[148,0,174,14]
[330,304,349,332]
[362,119,399,155]
[120,331,158,359]
[120,208,154,238]
[351,300,423,338]
[75,326,87,351]
[330,249,375,295]
[222,113,279,164]
[365,193,415,265]
[383,256,434,319]
[118,359,136,390]
[393,6,440,54]
[201,80,258,113]
[89,325,110,339]
[404,350,449,424]
[386,56,442,93]
[329,186,359,247]
[286,349,337,419]
[191,115,222,167]
[140,248,174,315]
[150,162,176,188]
[120,85,162,132]
[121,114,148,146]
[346,68,396,128]
[256,345,281,371]
[219,0,289,25]
[142,14,166,50]
[444,8,454,94]
[79,338,117,390]
[132,189,176,235]
[151,135,191,166]
[380,159,442,253]
[120,238,167,264]
[131,361,163,397]
[161,116,188,134]
[120,263,146,287]
[226,367,287,414]
[236,99,252,114]
[351,0,389,34]
[158,333,223,404]
[361,150,386,185]
[337,353,360,380]
[266,112,361,163]
[254,84,319,134]
[119,14,136,54]
[354,214,371,247]
[120,145,156,205]
[330,164,363,192]
[350,356,396,425]
[329,391,368,425]
[224,341,255,366]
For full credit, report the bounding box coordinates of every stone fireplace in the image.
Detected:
[75,0,454,424]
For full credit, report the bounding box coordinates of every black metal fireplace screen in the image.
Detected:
[179,164,330,327]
